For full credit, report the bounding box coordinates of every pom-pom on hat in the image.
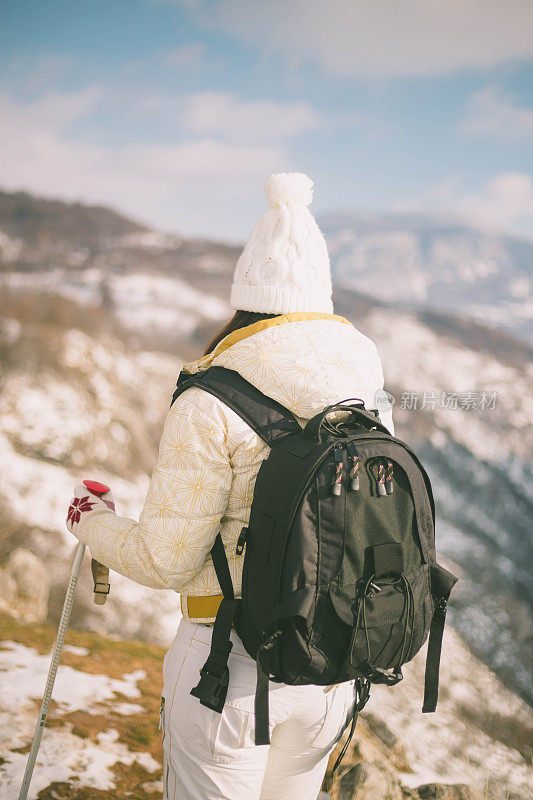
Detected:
[230,172,333,315]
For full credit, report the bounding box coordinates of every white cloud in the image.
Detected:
[1,53,75,95]
[182,92,320,142]
[178,0,533,78]
[158,42,208,67]
[1,85,104,129]
[394,172,533,238]
[456,173,533,232]
[0,89,289,239]
[120,139,283,178]
[459,86,533,141]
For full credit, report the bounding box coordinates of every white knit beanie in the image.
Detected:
[230,172,333,315]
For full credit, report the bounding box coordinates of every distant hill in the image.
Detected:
[2,188,531,344]
[0,189,148,248]
[322,211,533,345]
[0,187,239,358]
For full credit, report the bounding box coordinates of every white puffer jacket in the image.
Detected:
[79,312,394,623]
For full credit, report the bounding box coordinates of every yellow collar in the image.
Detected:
[182,311,351,373]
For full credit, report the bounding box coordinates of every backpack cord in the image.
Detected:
[360,576,374,662]
[334,573,414,774]
[355,572,416,670]
[396,573,415,666]
[331,677,371,773]
[352,574,375,664]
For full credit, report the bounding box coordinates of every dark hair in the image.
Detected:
[203,310,278,355]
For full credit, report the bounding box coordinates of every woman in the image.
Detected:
[67,172,394,799]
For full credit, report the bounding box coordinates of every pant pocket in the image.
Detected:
[184,696,257,765]
[193,652,259,764]
[207,704,258,764]
[310,681,355,750]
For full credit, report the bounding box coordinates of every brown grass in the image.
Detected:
[0,612,166,799]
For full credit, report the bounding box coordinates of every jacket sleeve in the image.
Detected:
[76,387,233,590]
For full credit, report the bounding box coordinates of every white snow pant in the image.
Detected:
[161,618,356,800]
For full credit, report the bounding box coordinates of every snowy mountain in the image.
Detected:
[0,189,531,718]
[0,303,182,646]
[0,189,236,358]
[322,211,533,345]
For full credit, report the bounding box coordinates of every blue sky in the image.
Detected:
[1,0,532,241]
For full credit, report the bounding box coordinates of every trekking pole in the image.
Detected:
[18,480,114,800]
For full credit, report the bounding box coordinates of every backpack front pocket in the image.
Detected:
[347,566,430,681]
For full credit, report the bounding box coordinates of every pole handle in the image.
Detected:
[82,480,113,605]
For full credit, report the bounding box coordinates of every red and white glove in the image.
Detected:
[67,480,115,540]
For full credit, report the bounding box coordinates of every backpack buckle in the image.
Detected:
[355,579,381,599]
[356,661,403,686]
[190,666,229,712]
[261,630,282,652]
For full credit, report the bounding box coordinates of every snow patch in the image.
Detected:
[0,726,159,800]
[63,644,89,656]
[0,641,158,799]
[0,641,143,721]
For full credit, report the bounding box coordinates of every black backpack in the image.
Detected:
[171,366,457,769]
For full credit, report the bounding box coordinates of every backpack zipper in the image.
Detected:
[376,459,387,496]
[331,445,344,496]
[347,443,360,491]
[236,527,248,555]
[385,460,394,494]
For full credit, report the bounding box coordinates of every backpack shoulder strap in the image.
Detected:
[171,366,301,446]
[173,366,300,725]
[189,532,238,713]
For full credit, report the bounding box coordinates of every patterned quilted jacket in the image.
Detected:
[79,312,394,623]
